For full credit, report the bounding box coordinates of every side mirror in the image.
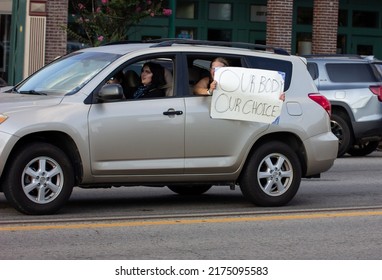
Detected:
[97,84,125,102]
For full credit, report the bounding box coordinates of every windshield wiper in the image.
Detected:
[19,90,47,96]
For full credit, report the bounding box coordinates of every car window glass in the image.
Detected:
[102,57,175,101]
[372,62,382,78]
[186,55,242,95]
[307,62,319,80]
[326,63,378,83]
[245,56,292,91]
[17,52,120,95]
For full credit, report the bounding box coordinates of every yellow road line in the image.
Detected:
[1,210,382,232]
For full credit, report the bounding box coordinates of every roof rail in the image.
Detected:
[302,54,364,58]
[148,38,289,56]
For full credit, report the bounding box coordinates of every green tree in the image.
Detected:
[67,0,172,46]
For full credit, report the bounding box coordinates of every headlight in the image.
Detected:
[0,114,8,124]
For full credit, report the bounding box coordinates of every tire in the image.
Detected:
[330,113,352,157]
[3,142,74,215]
[347,140,379,157]
[167,185,212,195]
[239,141,301,207]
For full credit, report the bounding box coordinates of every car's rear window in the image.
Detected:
[326,63,378,83]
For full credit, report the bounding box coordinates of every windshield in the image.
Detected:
[15,51,121,96]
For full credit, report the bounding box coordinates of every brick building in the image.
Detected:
[45,0,68,64]
[1,0,382,85]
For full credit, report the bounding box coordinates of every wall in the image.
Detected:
[45,0,68,63]
[312,0,339,54]
[266,0,294,53]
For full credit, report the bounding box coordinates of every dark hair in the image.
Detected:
[142,62,165,88]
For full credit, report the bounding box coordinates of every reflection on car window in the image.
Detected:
[17,52,121,96]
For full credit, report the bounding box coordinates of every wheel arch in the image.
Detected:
[330,105,356,156]
[331,102,355,133]
[1,131,83,190]
[330,101,353,118]
[239,132,307,181]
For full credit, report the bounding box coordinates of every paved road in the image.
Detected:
[0,151,382,259]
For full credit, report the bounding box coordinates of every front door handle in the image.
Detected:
[163,109,183,116]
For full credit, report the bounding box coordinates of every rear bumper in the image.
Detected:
[352,119,382,141]
[303,131,338,176]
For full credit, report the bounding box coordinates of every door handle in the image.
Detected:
[163,109,183,116]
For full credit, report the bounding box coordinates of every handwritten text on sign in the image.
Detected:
[210,67,284,123]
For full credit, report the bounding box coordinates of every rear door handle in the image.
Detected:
[163,109,183,116]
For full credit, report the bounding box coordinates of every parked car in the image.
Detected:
[305,55,382,157]
[0,39,337,215]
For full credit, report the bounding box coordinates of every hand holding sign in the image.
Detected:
[210,67,285,124]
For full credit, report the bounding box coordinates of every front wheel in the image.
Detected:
[240,141,301,207]
[3,143,74,215]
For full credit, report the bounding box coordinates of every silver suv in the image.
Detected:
[306,55,382,157]
[0,40,338,214]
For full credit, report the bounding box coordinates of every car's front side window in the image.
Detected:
[16,51,121,96]
[99,56,175,101]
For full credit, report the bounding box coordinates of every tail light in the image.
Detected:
[308,93,331,116]
[369,85,382,102]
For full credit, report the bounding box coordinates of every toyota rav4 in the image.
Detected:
[0,39,338,214]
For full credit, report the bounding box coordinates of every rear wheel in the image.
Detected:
[331,113,352,157]
[167,185,212,195]
[3,143,74,215]
[240,141,301,207]
[347,140,379,156]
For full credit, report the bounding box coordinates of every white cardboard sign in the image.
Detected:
[210,67,284,124]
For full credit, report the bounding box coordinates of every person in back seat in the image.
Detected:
[193,57,229,96]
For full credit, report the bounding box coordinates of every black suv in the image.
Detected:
[306,55,382,157]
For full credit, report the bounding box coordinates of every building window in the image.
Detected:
[338,9,348,27]
[207,29,232,41]
[296,32,312,55]
[141,35,161,40]
[297,6,313,25]
[352,10,378,28]
[176,28,195,39]
[337,34,346,54]
[208,3,232,21]
[357,44,373,55]
[176,2,197,19]
[29,0,47,16]
[250,5,267,22]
